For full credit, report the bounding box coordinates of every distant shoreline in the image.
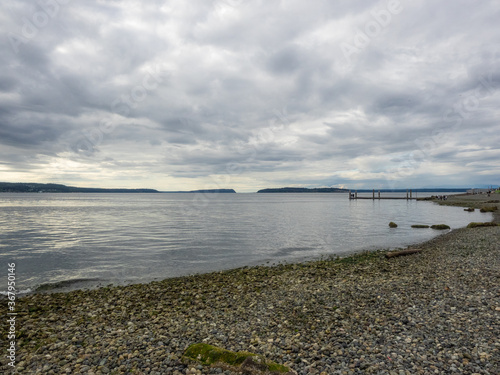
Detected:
[0,181,479,194]
[0,182,159,193]
[0,183,238,194]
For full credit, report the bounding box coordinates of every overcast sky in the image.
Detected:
[1,0,499,192]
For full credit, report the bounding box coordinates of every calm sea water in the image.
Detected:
[0,192,491,293]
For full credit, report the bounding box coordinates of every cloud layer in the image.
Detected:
[1,0,499,191]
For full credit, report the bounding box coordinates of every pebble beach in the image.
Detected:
[1,194,499,374]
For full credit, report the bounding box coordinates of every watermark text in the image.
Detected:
[6,263,17,368]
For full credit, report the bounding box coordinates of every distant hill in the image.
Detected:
[164,189,236,193]
[0,182,159,193]
[257,187,348,193]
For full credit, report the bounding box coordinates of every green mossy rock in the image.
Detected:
[389,222,398,228]
[183,343,294,374]
[411,224,430,228]
[467,222,499,228]
[430,224,450,230]
[480,206,498,212]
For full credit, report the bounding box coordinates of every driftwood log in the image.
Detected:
[385,249,422,258]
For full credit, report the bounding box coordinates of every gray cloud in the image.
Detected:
[0,0,499,191]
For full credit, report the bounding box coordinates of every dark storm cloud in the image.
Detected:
[0,0,499,190]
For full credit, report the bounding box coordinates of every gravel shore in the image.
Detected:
[1,196,499,374]
[428,192,500,223]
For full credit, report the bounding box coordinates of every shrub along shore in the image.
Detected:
[1,194,499,374]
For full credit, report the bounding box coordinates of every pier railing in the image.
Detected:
[348,189,416,200]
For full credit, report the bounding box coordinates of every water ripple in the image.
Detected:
[0,192,491,292]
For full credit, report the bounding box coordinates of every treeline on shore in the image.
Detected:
[0,182,158,193]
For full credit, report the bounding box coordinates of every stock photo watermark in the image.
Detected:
[386,72,497,186]
[6,263,17,369]
[341,0,403,66]
[7,0,72,54]
[218,0,243,8]
[184,108,291,212]
[71,65,167,156]
[228,108,290,175]
[442,73,496,129]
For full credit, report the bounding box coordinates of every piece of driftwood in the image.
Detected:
[385,249,422,258]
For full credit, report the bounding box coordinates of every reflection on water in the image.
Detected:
[0,192,492,292]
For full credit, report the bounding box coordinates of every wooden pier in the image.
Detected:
[349,189,417,200]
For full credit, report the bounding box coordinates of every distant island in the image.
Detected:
[0,183,238,194]
[0,182,159,193]
[164,189,236,193]
[257,187,348,193]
